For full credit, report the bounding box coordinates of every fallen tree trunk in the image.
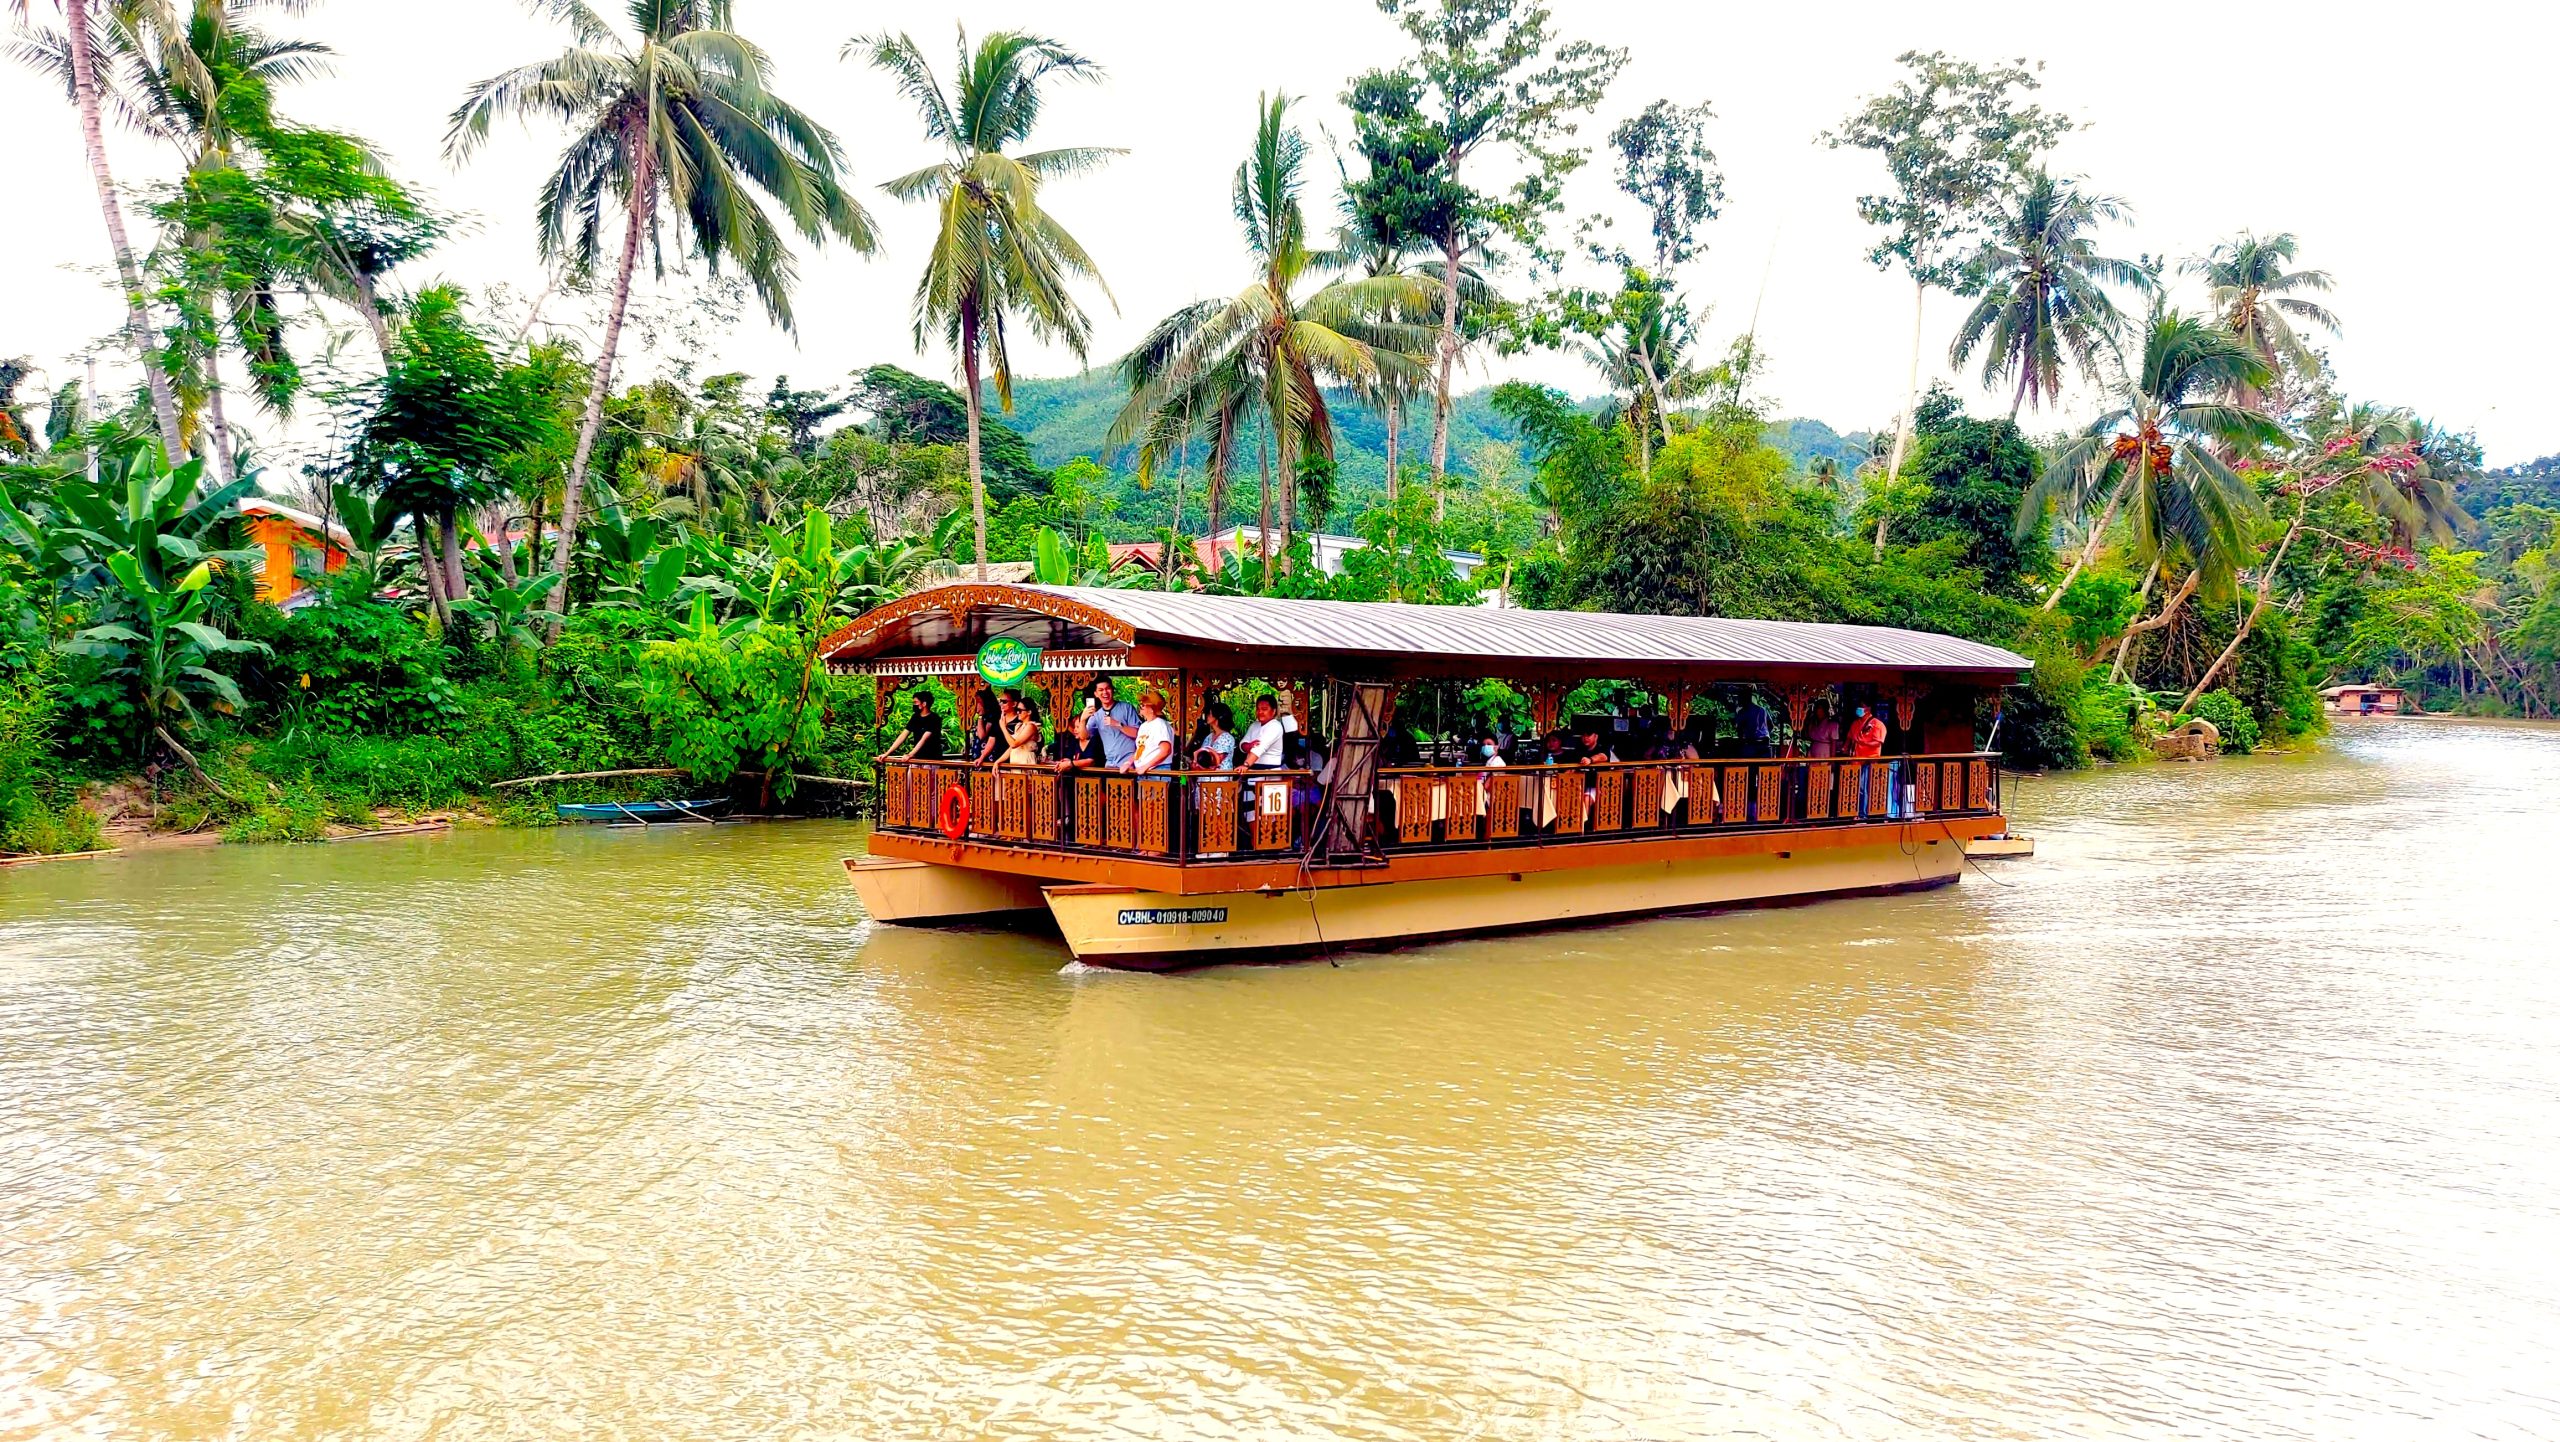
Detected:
[488,767,686,791]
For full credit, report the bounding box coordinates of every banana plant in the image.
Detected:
[66,551,272,790]
[35,436,261,600]
[454,567,564,654]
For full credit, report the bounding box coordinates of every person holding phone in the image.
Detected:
[1088,679,1142,770]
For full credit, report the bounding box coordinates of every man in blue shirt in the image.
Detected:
[1086,678,1142,769]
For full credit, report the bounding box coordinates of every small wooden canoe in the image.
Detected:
[1964,833,2035,859]
[555,798,732,824]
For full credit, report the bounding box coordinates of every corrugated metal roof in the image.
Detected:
[1006,585,2027,675]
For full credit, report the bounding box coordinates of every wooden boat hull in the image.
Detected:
[1041,839,1963,970]
[848,829,1978,970]
[846,855,1057,925]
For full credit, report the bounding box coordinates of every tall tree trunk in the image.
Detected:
[2044,462,2130,610]
[2111,565,2198,684]
[494,507,521,588]
[552,138,653,614]
[1384,393,1400,506]
[2105,559,2161,679]
[1256,428,1274,592]
[1428,224,1460,486]
[66,0,184,463]
[960,303,988,582]
[201,362,234,484]
[1207,455,1227,560]
[1876,275,1927,558]
[1278,414,1297,573]
[414,513,450,629]
[526,490,545,588]
[2178,503,2305,711]
[442,513,468,600]
[353,270,394,360]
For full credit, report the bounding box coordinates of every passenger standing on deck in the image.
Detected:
[1193,701,1238,770]
[1738,692,1774,758]
[1001,691,1042,765]
[1127,690,1175,773]
[968,691,1004,763]
[1848,703,1891,816]
[1239,695,1289,769]
[881,693,945,761]
[1087,679,1141,770]
[1807,702,1841,759]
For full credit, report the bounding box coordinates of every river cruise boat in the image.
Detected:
[824,584,2028,971]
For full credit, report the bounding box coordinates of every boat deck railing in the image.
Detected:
[875,753,2002,866]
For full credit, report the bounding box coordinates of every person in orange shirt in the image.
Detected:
[1847,705,1886,756]
[1848,705,1892,817]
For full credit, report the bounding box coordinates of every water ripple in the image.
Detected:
[4,725,2558,1439]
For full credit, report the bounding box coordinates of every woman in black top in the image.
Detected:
[967,690,1003,764]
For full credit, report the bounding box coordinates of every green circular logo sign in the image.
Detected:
[975,636,1040,687]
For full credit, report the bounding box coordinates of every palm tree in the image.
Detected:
[1582,269,1705,480]
[1109,94,1434,587]
[74,1,340,482]
[10,0,191,460]
[1949,170,2147,419]
[2190,232,2337,407]
[2023,307,2283,657]
[855,27,1116,581]
[2175,403,2468,710]
[450,0,877,613]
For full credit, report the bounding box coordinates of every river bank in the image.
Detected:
[4,719,2556,1439]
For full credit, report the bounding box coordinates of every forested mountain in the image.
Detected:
[987,368,1871,530]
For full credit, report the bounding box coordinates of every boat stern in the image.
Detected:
[845,855,1054,926]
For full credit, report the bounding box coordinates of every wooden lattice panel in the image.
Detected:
[1074,776,1104,847]
[1029,774,1058,841]
[991,772,1023,839]
[1754,765,1783,824]
[1835,763,1860,819]
[1968,759,1992,811]
[1196,777,1239,854]
[1685,766,1717,827]
[1104,778,1136,851]
[882,765,910,828]
[1398,776,1436,845]
[970,770,999,838]
[1445,775,1481,842]
[1251,778,1294,850]
[1864,762,1892,819]
[1593,770,1626,833]
[1913,761,1938,813]
[1554,772,1588,834]
[1135,781,1170,855]
[1629,767,1663,829]
[1487,773,1523,839]
[1804,762,1832,820]
[1721,767,1750,825]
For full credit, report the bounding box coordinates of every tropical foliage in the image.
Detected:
[3,0,2548,857]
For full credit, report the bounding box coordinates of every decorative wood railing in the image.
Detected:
[877,753,2001,866]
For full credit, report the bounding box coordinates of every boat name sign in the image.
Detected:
[975,637,1041,687]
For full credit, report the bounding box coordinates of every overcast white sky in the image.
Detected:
[5,0,2553,465]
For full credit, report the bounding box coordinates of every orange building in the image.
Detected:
[238,498,351,605]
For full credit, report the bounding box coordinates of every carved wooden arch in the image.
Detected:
[818,584,1139,663]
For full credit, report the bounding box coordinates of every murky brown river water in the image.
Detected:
[4,719,2557,1440]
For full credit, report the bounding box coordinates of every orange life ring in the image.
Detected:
[937,783,971,840]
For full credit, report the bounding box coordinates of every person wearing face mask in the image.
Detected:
[1848,703,1890,817]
